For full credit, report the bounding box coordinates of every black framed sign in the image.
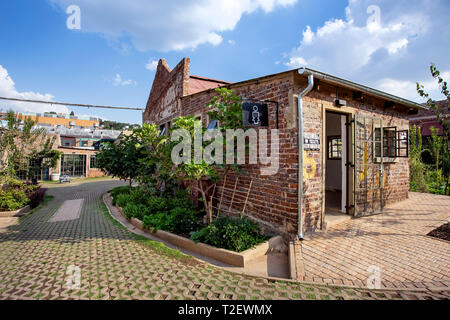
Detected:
[242,102,269,127]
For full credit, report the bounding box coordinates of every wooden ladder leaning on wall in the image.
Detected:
[207,176,253,223]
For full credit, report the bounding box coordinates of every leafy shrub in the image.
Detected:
[110,186,130,199]
[424,169,447,195]
[143,207,200,235]
[0,189,30,211]
[129,187,149,205]
[167,196,193,210]
[123,203,150,220]
[191,216,268,252]
[147,196,168,214]
[115,193,132,208]
[4,177,26,189]
[28,188,47,208]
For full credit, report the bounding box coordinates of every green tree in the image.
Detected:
[409,125,428,192]
[96,131,145,189]
[206,87,244,131]
[427,127,444,187]
[134,123,175,195]
[169,88,245,223]
[170,116,219,223]
[417,63,450,195]
[0,110,48,179]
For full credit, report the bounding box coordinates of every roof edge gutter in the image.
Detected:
[297,68,426,110]
[297,67,314,240]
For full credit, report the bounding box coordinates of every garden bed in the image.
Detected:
[0,205,31,217]
[118,205,283,267]
[427,223,450,242]
[0,177,47,215]
[107,187,282,267]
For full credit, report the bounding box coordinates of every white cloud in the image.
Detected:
[0,65,68,114]
[285,56,308,68]
[376,71,450,101]
[112,74,136,86]
[285,0,450,102]
[50,0,297,51]
[302,26,314,45]
[228,40,236,46]
[145,60,159,72]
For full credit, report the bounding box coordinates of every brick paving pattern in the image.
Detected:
[297,193,450,291]
[0,181,448,300]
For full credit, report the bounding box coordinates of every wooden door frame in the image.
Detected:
[321,105,355,229]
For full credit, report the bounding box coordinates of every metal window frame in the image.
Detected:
[396,129,409,158]
[90,155,98,169]
[353,115,384,217]
[207,119,219,131]
[375,126,397,158]
[327,135,343,160]
[61,154,87,177]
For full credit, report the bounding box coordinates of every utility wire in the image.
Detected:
[0,96,144,111]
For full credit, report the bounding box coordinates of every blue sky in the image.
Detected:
[0,0,449,124]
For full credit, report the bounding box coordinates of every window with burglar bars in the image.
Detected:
[375,127,409,158]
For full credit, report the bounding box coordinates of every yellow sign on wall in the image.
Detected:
[303,150,316,180]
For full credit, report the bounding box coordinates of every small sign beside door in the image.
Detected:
[304,133,320,151]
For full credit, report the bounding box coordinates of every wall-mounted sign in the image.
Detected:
[242,102,269,127]
[304,133,320,151]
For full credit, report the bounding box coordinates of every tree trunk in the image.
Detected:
[445,174,449,196]
[193,180,216,225]
[129,178,133,191]
[436,150,440,188]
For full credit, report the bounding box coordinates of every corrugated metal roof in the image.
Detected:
[43,126,122,139]
[188,75,231,95]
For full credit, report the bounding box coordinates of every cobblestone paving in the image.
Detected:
[0,181,448,300]
[298,193,450,291]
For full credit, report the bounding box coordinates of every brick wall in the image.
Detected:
[143,58,190,124]
[180,75,299,237]
[143,61,411,239]
[295,78,410,233]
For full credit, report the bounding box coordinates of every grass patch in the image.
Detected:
[99,201,123,228]
[100,196,194,263]
[19,195,54,219]
[133,233,194,262]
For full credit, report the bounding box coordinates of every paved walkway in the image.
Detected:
[0,181,448,300]
[296,193,450,290]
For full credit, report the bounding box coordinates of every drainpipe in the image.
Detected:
[297,68,314,240]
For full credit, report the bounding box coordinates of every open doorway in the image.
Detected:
[324,111,350,228]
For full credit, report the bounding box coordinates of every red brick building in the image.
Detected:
[409,100,449,137]
[143,58,426,240]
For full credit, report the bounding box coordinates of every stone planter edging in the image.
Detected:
[0,205,31,218]
[115,203,282,268]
